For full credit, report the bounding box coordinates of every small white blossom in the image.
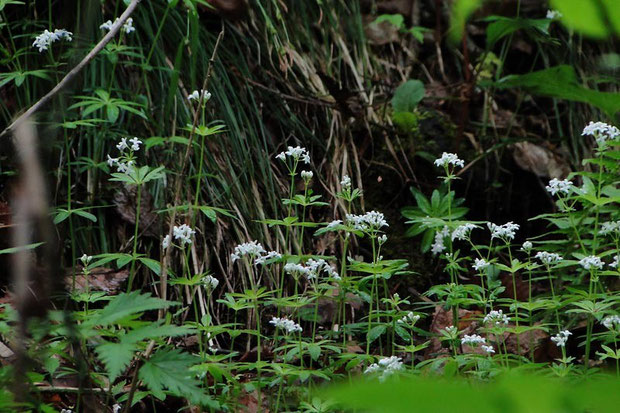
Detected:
[116,137,129,151]
[129,137,142,151]
[346,211,388,232]
[545,178,573,196]
[431,226,451,255]
[600,221,620,236]
[33,28,72,52]
[162,234,171,249]
[487,221,519,240]
[582,121,620,146]
[364,356,403,382]
[188,89,211,103]
[106,155,119,167]
[546,10,562,19]
[461,334,486,347]
[452,223,477,241]
[254,250,282,265]
[434,152,464,168]
[275,146,311,164]
[472,258,489,272]
[602,315,620,331]
[80,254,92,266]
[269,317,302,333]
[202,275,219,290]
[112,404,122,413]
[550,330,572,347]
[610,255,619,269]
[341,175,352,190]
[482,345,495,354]
[535,251,563,266]
[397,311,420,326]
[172,224,195,245]
[483,309,510,326]
[231,241,266,262]
[301,170,313,181]
[579,255,603,270]
[100,17,136,34]
[378,234,387,245]
[326,220,342,230]
[521,241,533,252]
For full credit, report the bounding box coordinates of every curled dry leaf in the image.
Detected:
[113,185,159,237]
[65,267,129,294]
[512,141,571,179]
[426,305,481,356]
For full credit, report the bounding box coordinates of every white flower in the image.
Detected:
[550,330,572,347]
[202,275,219,290]
[275,146,311,164]
[326,220,342,230]
[172,224,195,245]
[582,121,620,146]
[545,178,573,196]
[231,240,265,262]
[269,317,302,333]
[434,152,464,168]
[610,255,619,269]
[61,410,73,413]
[443,325,458,339]
[602,315,620,331]
[116,137,129,151]
[535,251,563,266]
[546,9,562,19]
[600,221,620,236]
[162,234,171,249]
[254,250,282,265]
[481,345,495,354]
[397,311,420,326]
[341,175,352,190]
[431,226,450,255]
[483,309,510,326]
[378,234,387,245]
[112,404,122,413]
[80,254,92,266]
[451,223,477,241]
[364,356,403,382]
[487,221,519,240]
[521,241,533,252]
[106,155,119,167]
[346,211,388,232]
[129,137,142,151]
[101,17,136,34]
[461,334,486,347]
[579,255,603,270]
[285,259,339,280]
[188,89,211,103]
[33,28,72,52]
[301,170,313,181]
[472,258,489,272]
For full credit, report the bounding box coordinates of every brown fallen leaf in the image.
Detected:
[113,186,159,237]
[425,305,481,357]
[512,141,571,179]
[65,267,129,294]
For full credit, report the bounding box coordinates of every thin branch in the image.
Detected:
[0,0,142,139]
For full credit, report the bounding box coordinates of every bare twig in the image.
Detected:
[0,0,142,139]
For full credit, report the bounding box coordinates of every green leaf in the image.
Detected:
[73,209,97,222]
[367,325,387,344]
[307,343,322,361]
[491,65,620,117]
[484,17,551,48]
[91,291,175,326]
[0,242,45,255]
[550,0,620,38]
[374,14,405,30]
[449,0,484,42]
[391,80,425,112]
[139,348,217,408]
[96,340,137,382]
[138,257,162,275]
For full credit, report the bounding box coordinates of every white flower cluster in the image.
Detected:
[301,170,313,181]
[112,404,122,413]
[545,178,573,196]
[275,146,310,164]
[345,211,389,232]
[202,275,219,290]
[397,311,420,326]
[33,28,72,52]
[521,241,533,252]
[100,17,135,34]
[431,226,451,255]
[231,241,266,262]
[579,255,603,270]
[107,137,142,174]
[600,221,620,236]
[602,315,620,331]
[80,254,93,266]
[481,345,495,354]
[434,152,464,168]
[452,223,477,241]
[535,251,563,266]
[461,334,486,347]
[611,255,619,269]
[341,175,352,190]
[483,309,509,326]
[269,317,302,333]
[582,121,620,146]
[443,325,458,338]
[472,258,490,272]
[254,250,283,265]
[188,89,211,103]
[487,221,519,240]
[326,220,342,230]
[173,224,195,245]
[546,9,562,19]
[550,330,572,347]
[284,258,339,280]
[364,356,403,382]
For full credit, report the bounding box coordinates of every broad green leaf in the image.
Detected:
[391,80,425,112]
[91,291,175,326]
[96,340,137,382]
[550,0,620,38]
